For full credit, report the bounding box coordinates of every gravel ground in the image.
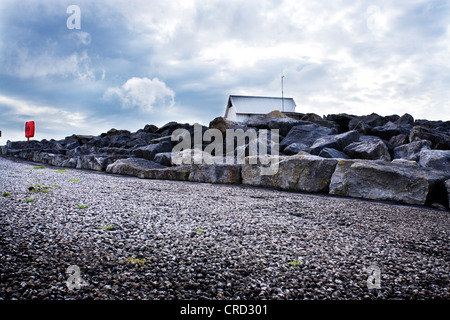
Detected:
[0,156,448,300]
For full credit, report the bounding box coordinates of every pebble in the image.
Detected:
[0,156,449,299]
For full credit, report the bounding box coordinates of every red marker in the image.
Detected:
[25,121,35,141]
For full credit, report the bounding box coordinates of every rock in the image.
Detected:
[325,113,355,132]
[329,160,450,206]
[189,164,241,184]
[266,110,288,118]
[133,141,173,161]
[242,154,338,193]
[395,113,415,126]
[141,166,191,181]
[106,158,166,176]
[348,113,388,132]
[75,135,94,146]
[209,117,232,136]
[155,122,191,136]
[106,128,131,138]
[391,159,418,166]
[368,121,411,141]
[318,148,350,159]
[410,126,450,150]
[393,140,432,161]
[414,119,450,133]
[171,149,218,166]
[418,149,450,174]
[76,155,119,171]
[308,130,360,155]
[143,124,158,133]
[343,139,391,161]
[389,134,410,148]
[280,123,337,154]
[153,152,173,167]
[301,113,342,132]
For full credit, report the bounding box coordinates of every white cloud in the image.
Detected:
[6,47,95,80]
[73,31,92,46]
[104,77,175,112]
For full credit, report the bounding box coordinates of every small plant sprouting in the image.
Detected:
[55,169,67,173]
[77,205,88,209]
[101,225,115,231]
[125,257,147,265]
[2,192,11,197]
[28,184,59,193]
[25,199,34,203]
[27,166,46,170]
[196,228,206,234]
[289,260,303,266]
[69,179,80,182]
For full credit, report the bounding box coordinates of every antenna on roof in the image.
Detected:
[281,75,285,112]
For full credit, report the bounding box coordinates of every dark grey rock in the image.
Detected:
[325,113,355,132]
[153,152,173,167]
[189,163,241,184]
[343,139,391,161]
[318,148,350,159]
[301,113,342,132]
[280,123,337,153]
[330,159,450,206]
[419,149,450,174]
[133,141,173,161]
[389,134,410,148]
[410,126,450,150]
[348,113,388,132]
[393,140,432,161]
[308,130,360,155]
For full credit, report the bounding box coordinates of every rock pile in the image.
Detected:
[1,112,449,208]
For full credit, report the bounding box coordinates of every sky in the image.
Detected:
[0,0,449,143]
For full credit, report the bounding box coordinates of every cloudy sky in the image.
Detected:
[0,0,449,143]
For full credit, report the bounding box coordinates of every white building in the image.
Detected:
[224,95,299,122]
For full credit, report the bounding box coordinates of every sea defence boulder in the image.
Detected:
[242,153,338,193]
[329,160,450,206]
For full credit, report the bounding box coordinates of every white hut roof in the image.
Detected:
[228,95,296,115]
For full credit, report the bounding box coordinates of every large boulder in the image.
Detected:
[209,117,232,136]
[141,166,191,181]
[242,154,338,193]
[280,123,337,154]
[410,126,450,150]
[300,113,342,132]
[418,149,450,174]
[155,122,192,136]
[343,139,391,161]
[388,134,410,148]
[348,113,389,133]
[368,121,411,141]
[308,130,360,155]
[106,158,166,176]
[325,113,355,132]
[133,141,173,161]
[329,160,450,206]
[393,140,432,161]
[76,155,123,171]
[189,164,241,184]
